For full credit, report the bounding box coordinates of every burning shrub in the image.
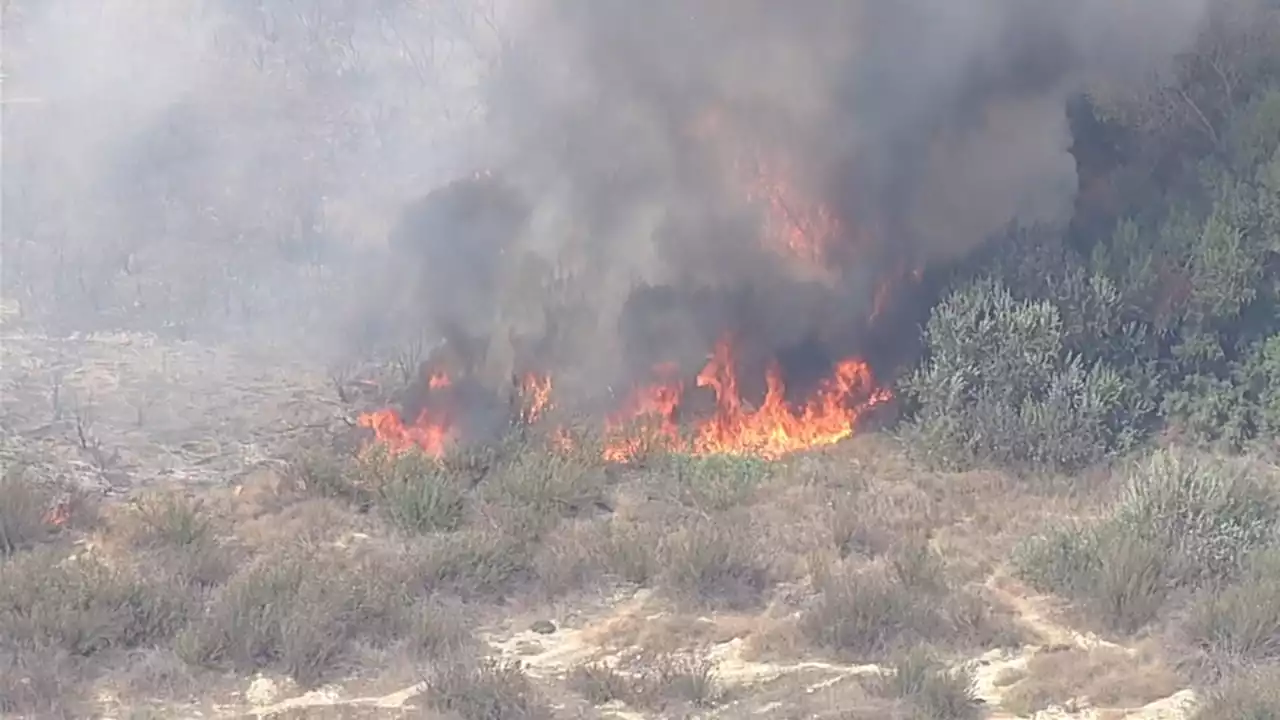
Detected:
[902,277,1142,473]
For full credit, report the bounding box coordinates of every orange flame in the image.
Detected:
[600,338,892,462]
[356,370,456,458]
[357,407,450,458]
[42,501,71,527]
[690,336,891,458]
[521,372,554,423]
[602,363,684,462]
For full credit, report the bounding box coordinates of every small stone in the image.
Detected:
[529,619,557,635]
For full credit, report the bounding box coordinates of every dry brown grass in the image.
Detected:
[423,658,555,720]
[998,644,1181,716]
[9,417,1275,718]
[795,543,1019,662]
[568,653,726,711]
[1192,666,1280,719]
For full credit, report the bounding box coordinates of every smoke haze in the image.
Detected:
[1,0,1214,403]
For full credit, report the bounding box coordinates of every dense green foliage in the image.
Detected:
[904,3,1280,471]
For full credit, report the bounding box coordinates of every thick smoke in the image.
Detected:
[3,0,1213,409]
[429,0,1214,400]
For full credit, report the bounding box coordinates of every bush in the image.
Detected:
[882,647,981,720]
[1193,668,1280,720]
[357,446,468,534]
[0,547,192,657]
[424,658,553,720]
[178,545,463,686]
[902,278,1142,473]
[0,466,57,555]
[569,654,725,711]
[1182,546,1280,668]
[658,518,771,610]
[1015,449,1280,631]
[660,453,769,512]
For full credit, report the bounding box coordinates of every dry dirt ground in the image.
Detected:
[0,322,1259,719]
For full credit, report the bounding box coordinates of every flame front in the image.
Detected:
[357,407,450,458]
[603,336,892,462]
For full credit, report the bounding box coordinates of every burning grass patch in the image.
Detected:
[1014,449,1280,633]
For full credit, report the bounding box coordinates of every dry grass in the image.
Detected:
[177,544,469,686]
[879,647,981,720]
[1192,666,1280,719]
[1179,544,1280,675]
[797,541,1017,661]
[7,413,1275,718]
[998,644,1181,716]
[423,658,554,720]
[1014,448,1280,633]
[568,653,726,711]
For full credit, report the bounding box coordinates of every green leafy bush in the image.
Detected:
[903,278,1142,472]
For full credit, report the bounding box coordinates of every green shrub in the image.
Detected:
[903,278,1141,472]
[358,446,468,534]
[1183,545,1280,667]
[1015,449,1280,631]
[660,453,769,512]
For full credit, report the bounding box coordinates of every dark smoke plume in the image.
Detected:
[392,0,1212,406]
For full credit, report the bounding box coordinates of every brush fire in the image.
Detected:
[357,122,904,463]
